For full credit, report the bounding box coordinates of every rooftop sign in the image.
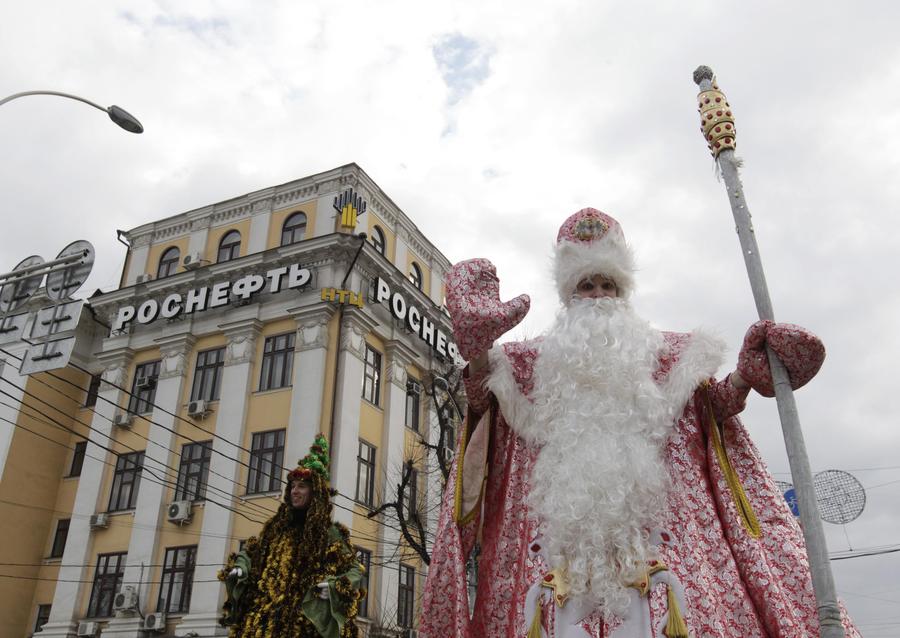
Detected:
[111,264,311,332]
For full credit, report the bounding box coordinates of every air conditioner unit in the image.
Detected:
[89,513,109,529]
[182,252,203,269]
[76,620,100,636]
[142,612,166,632]
[113,584,139,612]
[135,375,153,389]
[135,273,154,284]
[187,399,209,418]
[112,413,133,428]
[167,500,193,524]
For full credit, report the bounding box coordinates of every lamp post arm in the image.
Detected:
[0,90,106,111]
[0,90,144,133]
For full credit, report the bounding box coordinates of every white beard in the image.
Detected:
[525,297,675,617]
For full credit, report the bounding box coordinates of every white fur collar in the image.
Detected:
[486,329,726,438]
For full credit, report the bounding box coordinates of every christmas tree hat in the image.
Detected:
[287,433,331,483]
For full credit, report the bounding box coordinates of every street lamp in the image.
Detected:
[0,90,143,133]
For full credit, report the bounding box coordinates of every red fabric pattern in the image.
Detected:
[421,334,858,638]
[444,258,530,362]
[737,320,826,397]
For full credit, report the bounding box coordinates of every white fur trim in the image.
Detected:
[485,345,537,435]
[553,236,636,304]
[486,330,726,436]
[657,329,727,415]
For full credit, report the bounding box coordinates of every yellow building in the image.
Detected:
[0,164,456,638]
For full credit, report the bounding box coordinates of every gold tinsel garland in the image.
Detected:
[220,473,364,637]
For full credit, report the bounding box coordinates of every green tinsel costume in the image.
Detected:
[219,434,366,637]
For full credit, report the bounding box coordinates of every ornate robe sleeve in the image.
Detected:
[462,362,492,415]
[301,526,366,638]
[707,373,750,423]
[218,545,255,626]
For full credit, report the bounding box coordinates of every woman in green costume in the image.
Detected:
[220,434,366,637]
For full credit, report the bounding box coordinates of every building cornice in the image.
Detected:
[122,164,451,271]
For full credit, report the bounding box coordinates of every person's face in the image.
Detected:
[290,480,312,509]
[574,274,618,299]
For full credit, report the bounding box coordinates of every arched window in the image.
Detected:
[371,225,386,256]
[281,212,307,246]
[157,247,180,279]
[409,262,423,290]
[217,230,241,263]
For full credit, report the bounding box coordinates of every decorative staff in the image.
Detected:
[692,65,844,637]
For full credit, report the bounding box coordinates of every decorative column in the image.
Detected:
[377,340,418,625]
[41,347,133,638]
[124,234,152,286]
[104,333,194,637]
[428,263,445,306]
[0,344,29,476]
[314,188,340,236]
[186,217,212,261]
[247,199,272,255]
[394,228,409,275]
[328,310,377,528]
[175,319,261,638]
[284,305,335,472]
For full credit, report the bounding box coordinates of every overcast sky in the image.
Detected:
[2,1,899,633]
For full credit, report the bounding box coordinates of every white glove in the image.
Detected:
[228,567,243,579]
[317,581,330,600]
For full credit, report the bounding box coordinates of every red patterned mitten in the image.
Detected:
[737,320,826,397]
[444,258,530,361]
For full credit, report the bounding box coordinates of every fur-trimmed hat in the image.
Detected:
[553,208,636,303]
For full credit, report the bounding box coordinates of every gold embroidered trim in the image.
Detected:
[540,565,571,608]
[630,560,668,597]
[704,385,761,538]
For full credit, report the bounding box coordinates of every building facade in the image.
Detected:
[0,164,456,637]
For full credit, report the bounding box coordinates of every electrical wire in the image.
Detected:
[0,344,436,542]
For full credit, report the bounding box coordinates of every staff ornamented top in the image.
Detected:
[695,69,736,158]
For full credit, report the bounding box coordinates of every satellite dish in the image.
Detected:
[45,240,94,301]
[813,469,866,524]
[0,255,45,313]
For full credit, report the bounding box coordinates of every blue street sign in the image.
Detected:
[784,488,800,517]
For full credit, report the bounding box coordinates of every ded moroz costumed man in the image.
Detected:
[420,209,860,637]
[220,434,366,637]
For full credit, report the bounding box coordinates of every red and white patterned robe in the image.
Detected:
[421,331,859,637]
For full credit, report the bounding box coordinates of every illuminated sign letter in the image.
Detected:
[407,306,421,332]
[375,277,391,304]
[113,305,135,332]
[137,299,160,324]
[435,329,449,358]
[420,316,435,347]
[184,287,208,314]
[287,264,311,289]
[391,292,407,320]
[209,282,230,308]
[160,293,183,319]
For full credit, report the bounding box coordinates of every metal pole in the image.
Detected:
[692,65,844,637]
[0,251,87,284]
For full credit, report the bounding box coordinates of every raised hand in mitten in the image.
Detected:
[737,320,826,397]
[444,258,530,362]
